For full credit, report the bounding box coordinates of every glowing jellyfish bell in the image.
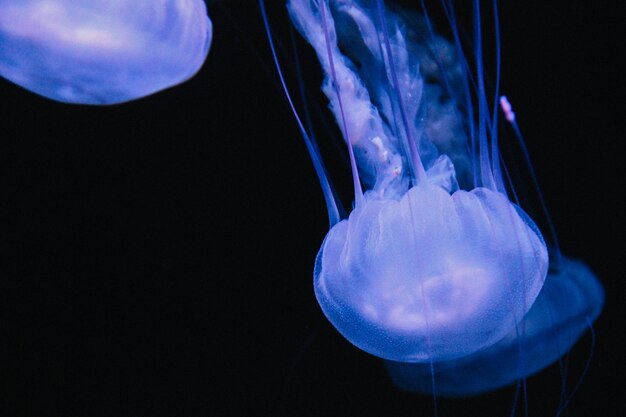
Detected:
[261,0,603,387]
[0,0,212,104]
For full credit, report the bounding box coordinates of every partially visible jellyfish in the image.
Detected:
[261,0,604,405]
[386,257,605,396]
[0,0,212,104]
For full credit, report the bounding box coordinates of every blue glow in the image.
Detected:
[262,0,604,396]
[0,0,211,104]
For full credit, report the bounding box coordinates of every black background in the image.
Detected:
[1,1,623,416]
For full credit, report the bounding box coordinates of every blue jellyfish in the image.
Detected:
[0,0,211,104]
[261,0,604,400]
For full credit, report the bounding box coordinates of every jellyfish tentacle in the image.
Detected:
[260,0,341,226]
[500,95,563,267]
[374,0,427,184]
[319,0,364,206]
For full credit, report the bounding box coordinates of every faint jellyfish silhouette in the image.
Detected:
[0,0,211,104]
[261,0,604,400]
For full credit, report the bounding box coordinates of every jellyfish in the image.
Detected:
[0,0,211,104]
[260,0,604,400]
